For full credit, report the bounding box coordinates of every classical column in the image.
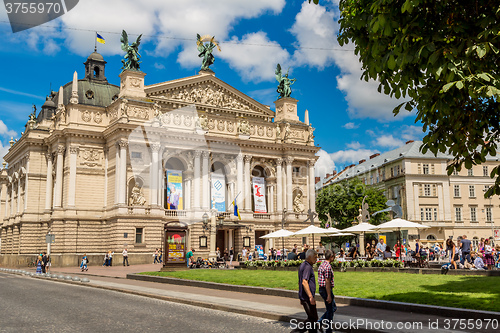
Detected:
[269,184,274,213]
[54,145,65,208]
[16,179,21,213]
[158,150,164,207]
[244,155,252,211]
[67,146,79,207]
[202,151,210,210]
[276,158,283,213]
[10,183,14,216]
[193,151,201,209]
[114,143,120,204]
[24,155,29,211]
[184,171,193,210]
[308,160,316,213]
[118,140,128,205]
[45,152,53,210]
[286,157,293,210]
[150,143,160,206]
[103,148,108,208]
[236,154,244,207]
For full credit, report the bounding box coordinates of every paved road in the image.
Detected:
[0,272,289,333]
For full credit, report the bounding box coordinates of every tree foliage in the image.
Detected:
[316,178,388,232]
[330,0,500,196]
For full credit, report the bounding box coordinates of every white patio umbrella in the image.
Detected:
[341,222,378,256]
[260,229,294,259]
[260,229,294,239]
[373,218,430,260]
[292,225,338,249]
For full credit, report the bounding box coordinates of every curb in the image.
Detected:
[127,274,500,320]
[0,269,379,333]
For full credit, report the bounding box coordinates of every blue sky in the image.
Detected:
[0,0,425,177]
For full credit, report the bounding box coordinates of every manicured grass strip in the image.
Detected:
[141,270,500,312]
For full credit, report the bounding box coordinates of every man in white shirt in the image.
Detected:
[122,248,129,266]
[242,248,247,261]
[376,239,386,257]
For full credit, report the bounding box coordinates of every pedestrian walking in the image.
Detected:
[460,235,471,265]
[318,249,336,333]
[41,252,48,274]
[45,255,51,273]
[186,248,194,268]
[103,251,110,267]
[153,248,160,264]
[295,249,318,333]
[80,253,88,271]
[229,247,234,266]
[483,239,494,270]
[35,256,42,274]
[242,247,247,261]
[446,239,458,269]
[122,248,129,266]
[109,251,114,266]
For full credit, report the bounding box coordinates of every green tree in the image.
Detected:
[314,1,500,196]
[316,177,388,229]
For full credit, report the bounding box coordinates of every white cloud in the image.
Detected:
[0,120,17,138]
[346,141,362,149]
[217,32,290,82]
[315,149,335,177]
[373,135,405,148]
[0,87,45,100]
[343,122,359,129]
[330,148,377,165]
[0,141,9,161]
[400,125,425,142]
[5,0,285,80]
[290,2,408,121]
[154,63,165,70]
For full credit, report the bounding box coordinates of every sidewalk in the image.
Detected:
[18,264,500,333]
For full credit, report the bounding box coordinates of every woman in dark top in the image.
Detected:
[348,246,358,259]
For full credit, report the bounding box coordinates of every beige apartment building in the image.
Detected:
[0,51,319,267]
[320,140,499,248]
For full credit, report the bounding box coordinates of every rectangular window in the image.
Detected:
[424,184,431,196]
[469,185,475,198]
[455,207,462,222]
[135,227,143,244]
[468,168,473,176]
[452,169,459,176]
[486,207,492,222]
[131,152,142,159]
[454,185,460,197]
[470,207,477,222]
[390,168,394,177]
[423,164,429,174]
[382,170,385,180]
[420,207,435,221]
[434,208,438,221]
[396,165,400,175]
[483,166,488,177]
[420,208,424,221]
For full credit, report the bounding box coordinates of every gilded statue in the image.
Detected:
[197,34,221,71]
[121,30,142,71]
[293,192,305,213]
[275,63,296,99]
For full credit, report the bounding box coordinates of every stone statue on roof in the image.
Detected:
[121,30,142,71]
[197,34,221,71]
[275,64,296,99]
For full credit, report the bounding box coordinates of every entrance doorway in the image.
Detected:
[255,231,266,248]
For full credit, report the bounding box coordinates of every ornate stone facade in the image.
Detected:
[0,52,319,267]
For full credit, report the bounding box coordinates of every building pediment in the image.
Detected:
[145,72,274,119]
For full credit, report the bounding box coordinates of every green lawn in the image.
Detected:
[141,270,500,312]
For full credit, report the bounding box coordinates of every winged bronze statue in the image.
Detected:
[121,30,142,71]
[275,63,296,99]
[196,34,220,71]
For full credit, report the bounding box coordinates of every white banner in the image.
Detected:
[211,173,226,212]
[252,177,267,213]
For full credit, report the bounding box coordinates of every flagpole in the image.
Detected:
[94,32,97,52]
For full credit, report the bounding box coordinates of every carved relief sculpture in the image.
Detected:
[129,184,146,206]
[238,120,250,135]
[293,192,305,213]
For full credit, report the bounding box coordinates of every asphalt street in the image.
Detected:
[0,272,290,333]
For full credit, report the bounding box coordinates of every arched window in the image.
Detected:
[426,234,437,240]
[94,66,100,78]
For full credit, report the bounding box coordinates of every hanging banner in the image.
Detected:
[252,176,267,213]
[166,170,183,210]
[211,173,226,212]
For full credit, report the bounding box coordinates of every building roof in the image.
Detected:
[55,79,119,108]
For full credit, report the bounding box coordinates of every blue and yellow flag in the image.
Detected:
[96,33,105,44]
[233,200,241,220]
